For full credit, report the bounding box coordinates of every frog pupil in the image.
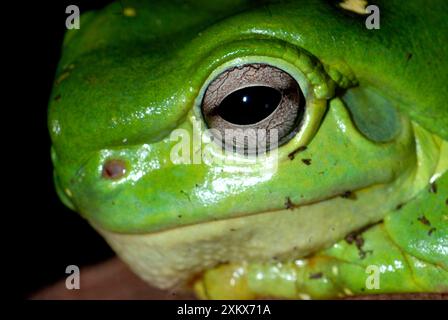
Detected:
[217,86,282,125]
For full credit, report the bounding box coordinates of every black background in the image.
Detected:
[10,0,117,299]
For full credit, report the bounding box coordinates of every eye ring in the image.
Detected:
[201,63,305,154]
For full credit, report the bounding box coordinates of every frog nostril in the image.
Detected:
[102,159,127,180]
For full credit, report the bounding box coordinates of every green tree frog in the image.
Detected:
[48,0,447,299]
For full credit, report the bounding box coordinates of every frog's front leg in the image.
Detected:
[194,173,448,300]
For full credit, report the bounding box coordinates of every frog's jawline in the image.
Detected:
[93,182,400,289]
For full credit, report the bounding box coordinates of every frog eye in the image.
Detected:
[201,64,305,153]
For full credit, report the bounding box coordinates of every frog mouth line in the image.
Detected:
[93,181,411,290]
[127,182,378,236]
[93,183,372,237]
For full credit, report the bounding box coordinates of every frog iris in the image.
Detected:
[201,63,305,153]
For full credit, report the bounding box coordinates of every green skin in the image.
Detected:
[49,0,448,299]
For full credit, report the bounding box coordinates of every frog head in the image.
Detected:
[49,0,447,297]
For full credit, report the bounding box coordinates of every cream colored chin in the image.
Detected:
[93,178,415,290]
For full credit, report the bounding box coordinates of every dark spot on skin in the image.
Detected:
[309,272,323,280]
[345,232,365,251]
[180,190,191,201]
[178,215,182,218]
[358,248,373,259]
[285,197,295,210]
[272,256,278,260]
[395,203,404,210]
[301,158,312,165]
[429,182,437,194]
[355,236,365,248]
[406,53,413,62]
[446,198,448,206]
[230,228,236,231]
[102,159,127,180]
[288,145,307,160]
[340,191,357,200]
[428,227,436,236]
[417,215,431,226]
[345,233,356,244]
[54,94,61,101]
[345,222,380,259]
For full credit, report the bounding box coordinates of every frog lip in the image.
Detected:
[91,182,393,290]
[103,191,359,235]
[100,183,378,237]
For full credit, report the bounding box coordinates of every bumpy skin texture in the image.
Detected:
[49,0,447,299]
